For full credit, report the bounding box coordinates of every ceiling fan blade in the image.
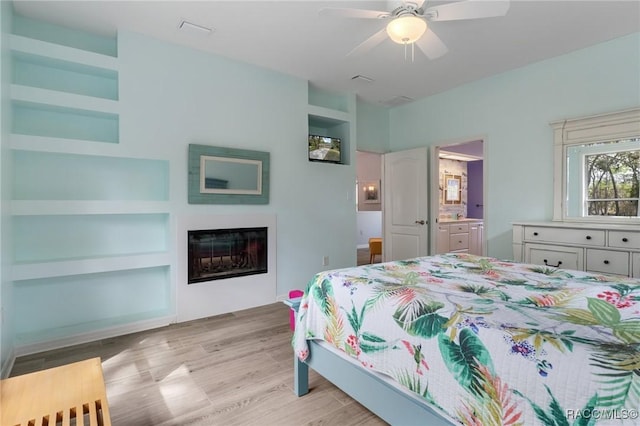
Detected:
[425,0,510,22]
[347,28,388,57]
[319,7,390,19]
[415,28,448,59]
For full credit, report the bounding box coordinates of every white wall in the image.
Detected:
[356,211,383,248]
[390,32,640,259]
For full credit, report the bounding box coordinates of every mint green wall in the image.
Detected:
[390,32,640,259]
[356,99,389,153]
[118,30,356,285]
[1,16,358,362]
[0,0,13,376]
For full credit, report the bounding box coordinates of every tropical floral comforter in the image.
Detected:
[293,254,640,425]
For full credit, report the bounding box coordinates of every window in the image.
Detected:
[552,108,640,223]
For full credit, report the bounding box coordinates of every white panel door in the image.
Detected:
[383,147,429,261]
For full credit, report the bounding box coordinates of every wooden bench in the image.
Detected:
[1,357,111,426]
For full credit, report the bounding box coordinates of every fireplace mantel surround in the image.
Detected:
[176,214,277,322]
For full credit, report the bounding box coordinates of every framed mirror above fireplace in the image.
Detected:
[188,144,270,204]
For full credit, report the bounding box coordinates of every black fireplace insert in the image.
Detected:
[188,227,267,284]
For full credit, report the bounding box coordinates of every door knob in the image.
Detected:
[415,220,425,225]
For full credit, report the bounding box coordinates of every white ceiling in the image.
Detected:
[12,0,640,106]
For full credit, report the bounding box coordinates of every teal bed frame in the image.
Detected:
[294,341,453,425]
[287,297,453,425]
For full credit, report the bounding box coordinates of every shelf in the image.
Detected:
[12,150,169,201]
[12,200,170,216]
[308,84,350,113]
[308,107,352,166]
[14,311,174,350]
[14,310,173,348]
[13,213,170,263]
[9,33,119,145]
[12,252,172,281]
[12,100,119,143]
[13,266,171,347]
[13,50,118,100]
[10,134,124,157]
[308,105,351,125]
[11,84,119,114]
[9,34,118,71]
[13,267,170,326]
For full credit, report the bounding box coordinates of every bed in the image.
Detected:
[292,253,640,425]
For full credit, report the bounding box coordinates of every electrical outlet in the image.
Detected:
[322,256,329,266]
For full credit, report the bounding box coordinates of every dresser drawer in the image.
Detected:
[525,244,583,271]
[524,226,605,246]
[608,230,640,250]
[633,253,640,278]
[586,249,629,276]
[449,223,469,234]
[449,232,469,251]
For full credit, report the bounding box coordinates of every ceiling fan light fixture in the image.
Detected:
[386,15,426,44]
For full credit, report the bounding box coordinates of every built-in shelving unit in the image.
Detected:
[307,85,355,165]
[9,17,173,351]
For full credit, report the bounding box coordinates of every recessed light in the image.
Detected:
[178,20,214,36]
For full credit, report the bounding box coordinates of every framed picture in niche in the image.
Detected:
[188,144,270,204]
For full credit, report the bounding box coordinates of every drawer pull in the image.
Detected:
[604,260,610,265]
[533,232,539,236]
[622,237,629,242]
[586,235,592,240]
[543,259,562,268]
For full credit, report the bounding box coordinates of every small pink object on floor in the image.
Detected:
[288,289,304,330]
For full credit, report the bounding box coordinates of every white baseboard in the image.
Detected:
[1,347,16,379]
[14,315,176,357]
[357,244,369,249]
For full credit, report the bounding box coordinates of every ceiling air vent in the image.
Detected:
[351,75,374,83]
[382,96,414,107]
[178,20,214,36]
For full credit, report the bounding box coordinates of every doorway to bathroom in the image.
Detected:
[430,139,485,256]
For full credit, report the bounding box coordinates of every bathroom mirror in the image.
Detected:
[444,174,461,204]
[188,144,270,204]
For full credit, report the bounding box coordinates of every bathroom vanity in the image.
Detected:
[436,218,484,255]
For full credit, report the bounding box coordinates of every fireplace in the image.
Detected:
[188,227,267,284]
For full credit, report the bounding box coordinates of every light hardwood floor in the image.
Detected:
[10,302,387,426]
[357,247,382,266]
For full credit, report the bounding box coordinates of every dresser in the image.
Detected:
[437,219,484,255]
[513,222,640,277]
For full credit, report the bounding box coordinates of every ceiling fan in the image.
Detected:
[320,0,510,59]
